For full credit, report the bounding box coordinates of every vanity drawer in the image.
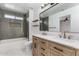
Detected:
[39,39,48,47]
[39,48,48,56]
[50,48,63,56]
[40,49,47,55]
[39,52,47,56]
[49,41,75,56]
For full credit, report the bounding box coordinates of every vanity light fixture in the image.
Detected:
[50,3,54,5]
[41,3,49,9]
[41,4,45,9]
[41,4,44,7]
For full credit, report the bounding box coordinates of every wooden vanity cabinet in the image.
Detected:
[32,36,77,56]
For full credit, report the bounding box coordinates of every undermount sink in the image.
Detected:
[36,34,79,43]
[61,38,79,42]
[42,33,47,35]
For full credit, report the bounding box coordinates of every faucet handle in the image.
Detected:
[58,34,62,38]
[67,35,73,39]
[63,32,66,38]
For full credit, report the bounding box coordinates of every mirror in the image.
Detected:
[40,3,79,32]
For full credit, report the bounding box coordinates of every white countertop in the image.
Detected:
[33,34,79,49]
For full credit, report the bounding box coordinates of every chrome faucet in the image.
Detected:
[63,32,66,38]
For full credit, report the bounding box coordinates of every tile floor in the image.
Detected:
[0,38,32,56]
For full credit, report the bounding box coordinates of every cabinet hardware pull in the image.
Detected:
[41,48,45,50]
[41,53,45,56]
[41,41,45,44]
[54,47,63,52]
[34,43,36,48]
[35,39,37,40]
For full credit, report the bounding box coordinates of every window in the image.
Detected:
[4,14,15,19]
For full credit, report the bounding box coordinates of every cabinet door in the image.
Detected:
[38,39,50,56]
[32,36,39,56]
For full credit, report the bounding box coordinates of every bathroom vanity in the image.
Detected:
[32,34,79,56]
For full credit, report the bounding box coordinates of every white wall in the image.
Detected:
[32,8,40,34]
[29,8,40,40]
[49,5,79,32]
[33,9,40,20]
[29,9,34,41]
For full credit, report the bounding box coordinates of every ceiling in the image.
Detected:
[0,3,78,15]
[0,3,43,14]
[40,3,79,17]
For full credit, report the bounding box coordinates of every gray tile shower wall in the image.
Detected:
[0,9,24,40]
